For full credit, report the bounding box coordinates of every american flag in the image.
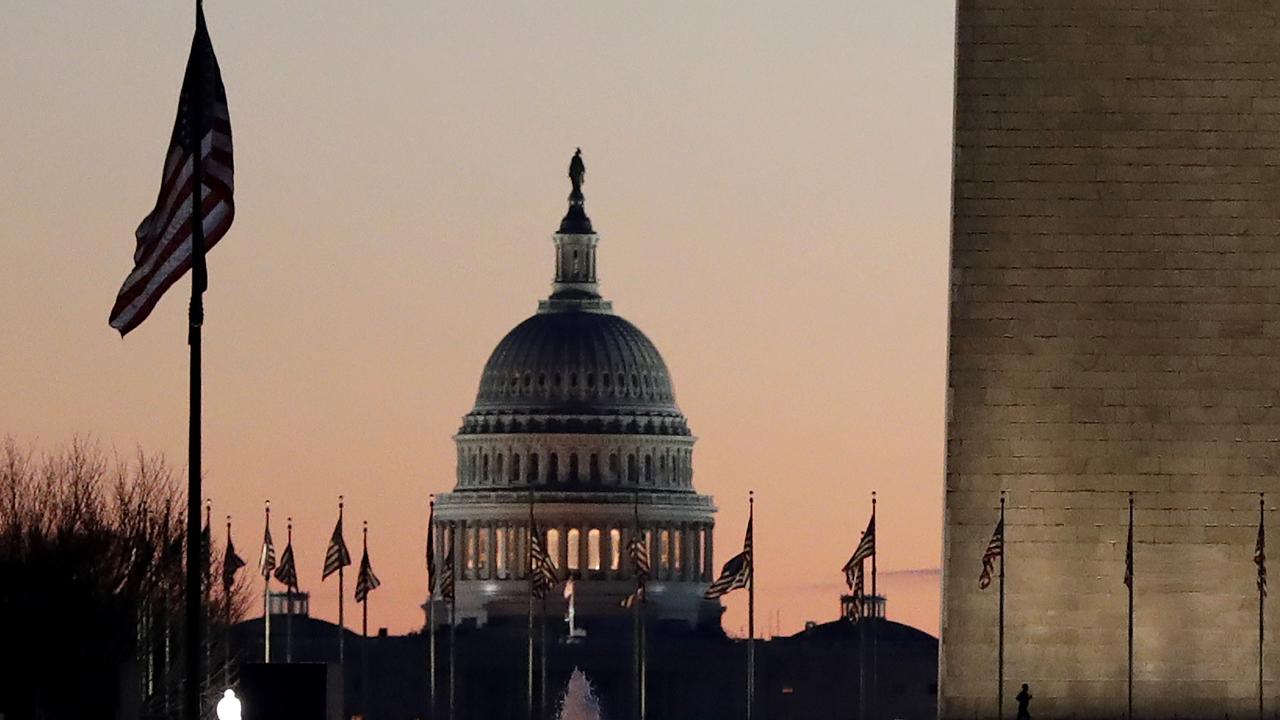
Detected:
[259,522,276,580]
[355,545,381,603]
[274,540,299,591]
[530,526,559,599]
[439,525,457,602]
[1123,512,1134,589]
[222,531,245,592]
[628,532,651,580]
[979,519,1003,590]
[842,515,875,590]
[1257,510,1267,599]
[620,583,646,609]
[705,516,752,599]
[425,503,436,595]
[109,4,234,335]
[322,515,351,580]
[848,560,865,620]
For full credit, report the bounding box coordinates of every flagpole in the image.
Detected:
[286,517,294,663]
[528,495,536,720]
[429,496,438,720]
[871,491,878,720]
[362,521,370,720]
[998,492,1005,720]
[264,501,272,663]
[184,4,209,716]
[205,499,212,694]
[1260,493,1265,720]
[339,496,346,664]
[634,493,645,720]
[747,490,755,720]
[1128,492,1134,720]
[225,514,233,687]
[540,593,548,720]
[450,522,458,720]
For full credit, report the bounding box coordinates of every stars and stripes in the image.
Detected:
[621,584,646,609]
[355,545,381,603]
[439,525,457,602]
[842,515,875,590]
[979,518,1003,590]
[259,521,276,580]
[108,4,235,335]
[426,503,437,596]
[323,515,351,580]
[274,539,299,591]
[1123,511,1134,589]
[530,526,560,599]
[628,532,651,581]
[1257,509,1267,599]
[848,558,866,620]
[223,532,246,592]
[705,516,752,599]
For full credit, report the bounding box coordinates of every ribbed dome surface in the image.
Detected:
[470,310,680,415]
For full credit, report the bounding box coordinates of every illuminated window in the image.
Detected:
[496,527,509,577]
[660,529,670,574]
[567,528,581,570]
[610,529,622,570]
[588,529,601,570]
[477,526,489,577]
[697,528,707,579]
[673,529,683,575]
[547,529,560,569]
[465,526,476,576]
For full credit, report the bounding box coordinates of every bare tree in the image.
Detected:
[0,436,250,720]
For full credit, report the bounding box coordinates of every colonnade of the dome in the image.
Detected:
[429,517,715,585]
[454,435,695,491]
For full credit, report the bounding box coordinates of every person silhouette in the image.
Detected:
[1015,683,1032,720]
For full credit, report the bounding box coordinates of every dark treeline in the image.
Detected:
[0,437,249,720]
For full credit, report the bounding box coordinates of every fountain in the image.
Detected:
[556,667,605,720]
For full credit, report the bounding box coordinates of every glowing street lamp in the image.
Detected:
[216,689,242,720]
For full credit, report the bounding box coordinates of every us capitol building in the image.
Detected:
[429,151,721,629]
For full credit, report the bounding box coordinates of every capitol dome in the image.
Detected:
[430,152,719,630]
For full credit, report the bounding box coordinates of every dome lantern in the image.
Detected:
[544,149,610,314]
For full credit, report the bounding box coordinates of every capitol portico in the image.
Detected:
[429,152,720,629]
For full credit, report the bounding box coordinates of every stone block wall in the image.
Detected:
[944,2,1280,718]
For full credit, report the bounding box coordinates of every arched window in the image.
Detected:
[569,453,580,483]
[495,454,504,484]
[548,453,559,483]
[470,454,478,484]
[546,529,561,569]
[589,454,600,483]
[610,529,622,571]
[609,453,620,481]
[510,454,520,483]
[628,454,638,484]
[482,454,490,483]
[567,528,581,570]
[659,454,667,484]
[644,455,653,484]
[588,529,601,571]
[528,453,539,483]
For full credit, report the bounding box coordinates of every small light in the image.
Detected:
[216,689,242,720]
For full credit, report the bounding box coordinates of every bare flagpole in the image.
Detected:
[184,4,209,717]
[747,490,755,720]
[286,517,294,663]
[429,496,438,720]
[361,521,370,719]
[225,514,233,687]
[449,521,458,720]
[204,499,212,694]
[871,491,878,720]
[528,495,536,720]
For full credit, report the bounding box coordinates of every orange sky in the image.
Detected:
[0,1,954,637]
